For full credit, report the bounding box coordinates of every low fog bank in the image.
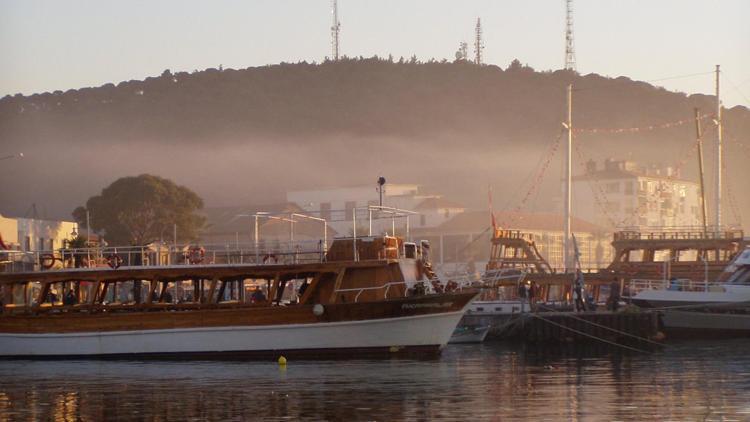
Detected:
[2,131,746,232]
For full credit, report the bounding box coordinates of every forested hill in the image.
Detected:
[1,57,748,228]
[2,57,748,144]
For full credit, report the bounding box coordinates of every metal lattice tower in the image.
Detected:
[474,18,483,65]
[564,0,576,71]
[331,0,341,61]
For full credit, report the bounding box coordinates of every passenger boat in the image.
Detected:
[0,235,476,359]
[449,268,531,340]
[629,246,750,337]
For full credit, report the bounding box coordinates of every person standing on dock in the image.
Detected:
[608,277,621,312]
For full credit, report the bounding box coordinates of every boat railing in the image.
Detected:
[628,278,715,295]
[333,269,508,303]
[614,227,744,241]
[0,239,337,273]
[334,281,413,303]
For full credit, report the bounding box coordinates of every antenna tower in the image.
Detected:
[474,18,483,65]
[331,0,341,61]
[564,0,576,71]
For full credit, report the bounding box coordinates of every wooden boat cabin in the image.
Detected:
[0,236,445,316]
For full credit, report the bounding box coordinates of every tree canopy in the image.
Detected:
[73,174,205,246]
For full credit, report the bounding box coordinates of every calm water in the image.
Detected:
[1,340,749,421]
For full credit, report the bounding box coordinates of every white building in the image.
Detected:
[572,159,702,230]
[0,213,78,251]
[286,183,465,236]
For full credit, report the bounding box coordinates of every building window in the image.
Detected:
[25,236,31,251]
[444,209,450,219]
[420,214,426,226]
[49,239,55,250]
[39,237,44,251]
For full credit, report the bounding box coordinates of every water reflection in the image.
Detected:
[1,340,749,421]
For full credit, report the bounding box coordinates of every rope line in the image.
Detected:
[529,313,652,353]
[571,136,618,227]
[536,304,663,347]
[500,131,563,228]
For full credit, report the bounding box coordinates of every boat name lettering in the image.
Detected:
[402,302,453,309]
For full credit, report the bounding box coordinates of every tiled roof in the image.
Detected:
[420,210,605,234]
[201,203,305,234]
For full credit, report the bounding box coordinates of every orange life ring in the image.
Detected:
[188,246,205,264]
[40,253,56,269]
[262,254,278,264]
[106,254,123,269]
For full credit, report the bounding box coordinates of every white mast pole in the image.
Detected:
[715,64,722,232]
[563,84,573,272]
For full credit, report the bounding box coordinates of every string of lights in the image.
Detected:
[499,132,563,228]
[571,137,618,227]
[574,113,714,135]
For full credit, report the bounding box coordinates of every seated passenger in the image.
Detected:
[668,277,680,291]
[251,286,267,303]
[46,291,58,304]
[63,290,78,306]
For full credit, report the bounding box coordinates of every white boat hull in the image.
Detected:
[0,311,465,358]
[662,310,750,338]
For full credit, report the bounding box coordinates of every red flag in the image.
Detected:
[488,185,497,231]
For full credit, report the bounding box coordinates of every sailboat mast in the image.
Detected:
[714,65,722,232]
[694,108,708,235]
[563,84,573,272]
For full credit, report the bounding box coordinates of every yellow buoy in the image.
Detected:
[278,356,287,366]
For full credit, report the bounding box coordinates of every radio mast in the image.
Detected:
[474,18,483,65]
[564,0,576,71]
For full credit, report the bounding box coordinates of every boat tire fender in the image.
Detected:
[40,254,56,270]
[262,254,278,264]
[188,246,205,264]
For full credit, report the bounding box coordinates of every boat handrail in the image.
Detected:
[0,239,333,273]
[334,281,412,303]
[628,277,717,294]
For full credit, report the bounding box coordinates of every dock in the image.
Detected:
[509,310,661,350]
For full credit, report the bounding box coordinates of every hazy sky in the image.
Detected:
[1,0,748,106]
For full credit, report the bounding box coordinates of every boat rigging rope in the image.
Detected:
[573,113,713,135]
[615,131,705,227]
[528,313,653,353]
[535,304,663,347]
[500,130,564,228]
[571,136,619,227]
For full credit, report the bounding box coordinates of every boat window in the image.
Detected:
[676,249,697,262]
[627,250,644,262]
[726,267,750,285]
[476,307,484,311]
[653,249,671,262]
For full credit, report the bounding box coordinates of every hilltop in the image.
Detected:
[1,58,748,228]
